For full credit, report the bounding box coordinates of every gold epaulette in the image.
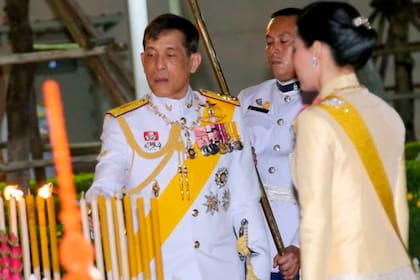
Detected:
[107,98,149,117]
[198,89,240,106]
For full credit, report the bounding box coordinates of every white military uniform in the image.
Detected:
[87,87,270,280]
[238,79,302,273]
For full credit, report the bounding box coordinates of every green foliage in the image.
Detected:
[406,141,420,161]
[406,160,420,193]
[406,142,420,259]
[46,173,94,195]
[408,189,420,259]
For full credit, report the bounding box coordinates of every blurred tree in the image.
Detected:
[370,0,420,141]
[4,0,46,191]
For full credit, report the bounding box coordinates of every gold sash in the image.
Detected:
[116,98,236,270]
[318,95,414,271]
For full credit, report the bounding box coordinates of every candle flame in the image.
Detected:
[3,185,24,200]
[38,183,53,199]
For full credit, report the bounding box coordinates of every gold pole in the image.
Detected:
[187,0,285,255]
[187,0,230,96]
[257,172,285,255]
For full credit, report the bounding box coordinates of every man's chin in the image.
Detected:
[149,85,171,97]
[152,91,171,98]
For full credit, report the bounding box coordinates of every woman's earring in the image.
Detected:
[311,56,318,68]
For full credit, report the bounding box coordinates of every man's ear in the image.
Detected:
[140,52,145,67]
[189,52,202,74]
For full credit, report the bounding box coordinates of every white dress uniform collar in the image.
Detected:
[276,79,300,103]
[276,79,299,93]
[149,86,196,120]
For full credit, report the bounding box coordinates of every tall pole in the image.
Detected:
[187,0,231,96]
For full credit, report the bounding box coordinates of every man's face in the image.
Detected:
[141,30,201,99]
[265,15,297,82]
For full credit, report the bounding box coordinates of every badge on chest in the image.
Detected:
[143,130,162,151]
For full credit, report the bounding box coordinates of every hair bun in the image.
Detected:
[352,16,372,30]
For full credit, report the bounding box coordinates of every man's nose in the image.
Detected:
[156,55,166,70]
[272,40,283,52]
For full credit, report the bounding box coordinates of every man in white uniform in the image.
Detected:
[238,8,304,280]
[87,13,270,280]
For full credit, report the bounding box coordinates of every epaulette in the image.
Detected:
[198,89,240,106]
[107,98,149,117]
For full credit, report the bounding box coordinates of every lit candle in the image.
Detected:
[26,194,41,279]
[90,197,105,279]
[37,190,51,280]
[17,193,30,279]
[116,197,129,280]
[123,195,138,278]
[4,185,20,239]
[0,194,5,231]
[137,197,150,280]
[106,197,119,279]
[98,195,112,279]
[9,197,17,238]
[43,79,94,280]
[150,198,163,280]
[79,193,90,241]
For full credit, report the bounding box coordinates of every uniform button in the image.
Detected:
[277,118,284,126]
[268,166,276,174]
[284,95,291,103]
[192,209,199,217]
[193,241,200,248]
[273,144,281,151]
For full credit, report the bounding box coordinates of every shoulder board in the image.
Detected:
[198,89,240,106]
[107,98,149,117]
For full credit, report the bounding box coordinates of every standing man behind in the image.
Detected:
[238,8,302,280]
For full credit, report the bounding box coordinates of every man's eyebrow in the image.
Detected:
[265,32,294,40]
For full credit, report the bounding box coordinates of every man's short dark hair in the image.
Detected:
[271,8,301,19]
[143,13,199,55]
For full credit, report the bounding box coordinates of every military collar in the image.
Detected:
[276,80,300,93]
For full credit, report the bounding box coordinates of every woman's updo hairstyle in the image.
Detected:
[297,1,377,69]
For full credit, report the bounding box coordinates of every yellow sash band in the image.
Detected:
[116,98,236,271]
[319,96,399,236]
[319,95,414,271]
[153,99,234,245]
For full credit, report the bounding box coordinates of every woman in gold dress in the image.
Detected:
[292,2,417,279]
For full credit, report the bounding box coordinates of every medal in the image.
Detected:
[218,123,233,153]
[215,167,229,187]
[221,189,230,211]
[203,192,219,215]
[201,101,224,123]
[187,147,196,159]
[227,122,243,151]
[206,125,219,155]
[200,144,210,156]
[143,130,162,151]
[184,130,196,159]
[152,180,160,197]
